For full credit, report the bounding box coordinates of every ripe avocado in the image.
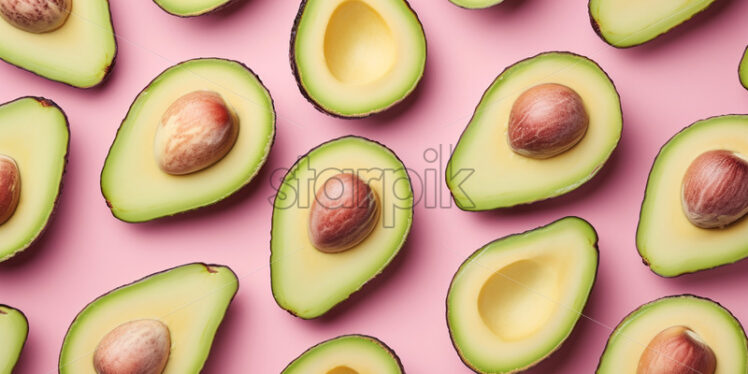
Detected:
[0,305,28,374]
[637,115,748,277]
[449,0,505,9]
[597,295,747,373]
[154,0,235,16]
[589,0,717,48]
[282,335,404,374]
[446,52,622,211]
[0,97,69,262]
[740,46,748,90]
[100,58,275,222]
[59,263,238,374]
[0,0,116,88]
[447,217,599,373]
[291,0,426,118]
[271,136,413,319]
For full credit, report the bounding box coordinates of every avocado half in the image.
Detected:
[100,58,276,222]
[637,115,748,277]
[0,0,116,88]
[740,46,748,90]
[447,217,599,374]
[59,263,238,374]
[589,0,717,48]
[449,0,505,9]
[291,0,427,118]
[446,52,622,211]
[597,295,748,373]
[0,97,69,262]
[154,0,235,17]
[282,335,404,374]
[271,136,413,319]
[0,305,28,374]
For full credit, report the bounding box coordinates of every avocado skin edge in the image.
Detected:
[98,57,277,223]
[445,51,624,211]
[152,0,238,17]
[594,294,748,372]
[447,0,504,10]
[269,135,414,319]
[280,334,406,373]
[740,45,748,90]
[0,304,29,372]
[445,216,600,374]
[635,113,748,278]
[57,262,240,373]
[0,96,70,263]
[288,0,428,119]
[587,0,718,49]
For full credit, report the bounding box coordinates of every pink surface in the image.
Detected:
[1,0,747,372]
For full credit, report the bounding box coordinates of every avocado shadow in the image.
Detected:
[201,294,246,373]
[200,0,254,20]
[669,256,748,288]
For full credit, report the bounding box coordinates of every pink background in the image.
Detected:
[1,0,747,372]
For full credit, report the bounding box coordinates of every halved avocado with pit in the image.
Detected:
[740,46,748,90]
[597,295,747,373]
[446,52,622,211]
[0,0,116,88]
[449,0,505,9]
[271,136,413,319]
[154,0,234,16]
[0,97,69,262]
[291,0,426,118]
[447,217,598,373]
[282,335,404,374]
[589,0,717,48]
[637,115,748,277]
[59,263,238,374]
[100,58,275,222]
[0,305,28,374]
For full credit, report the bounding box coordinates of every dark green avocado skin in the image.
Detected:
[588,0,718,48]
[153,0,238,17]
[445,216,600,373]
[0,97,69,263]
[58,263,239,372]
[289,0,427,119]
[280,334,405,373]
[270,135,414,319]
[99,57,276,223]
[741,45,748,90]
[595,294,748,372]
[0,304,29,372]
[635,114,747,278]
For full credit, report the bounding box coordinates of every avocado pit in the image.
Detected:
[309,173,379,253]
[0,154,20,225]
[327,366,358,374]
[507,83,589,159]
[0,0,72,33]
[637,326,716,374]
[681,150,748,229]
[93,319,171,374]
[154,90,239,175]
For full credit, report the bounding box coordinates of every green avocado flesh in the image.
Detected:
[271,136,413,319]
[449,0,505,9]
[282,335,403,374]
[0,0,115,88]
[589,0,716,48]
[447,217,598,374]
[0,97,68,262]
[291,0,426,117]
[740,47,748,90]
[637,115,748,277]
[101,58,275,222]
[0,305,28,374]
[597,295,748,373]
[154,0,233,16]
[59,263,238,374]
[446,52,622,211]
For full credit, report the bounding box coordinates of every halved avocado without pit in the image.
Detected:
[100,58,275,222]
[637,115,748,277]
[446,52,622,211]
[0,97,69,262]
[449,0,505,9]
[59,263,238,374]
[447,217,599,373]
[589,0,717,48]
[282,335,404,374]
[0,305,28,374]
[597,295,747,373]
[291,0,426,118]
[0,0,116,88]
[740,46,748,90]
[154,0,235,16]
[271,136,413,319]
